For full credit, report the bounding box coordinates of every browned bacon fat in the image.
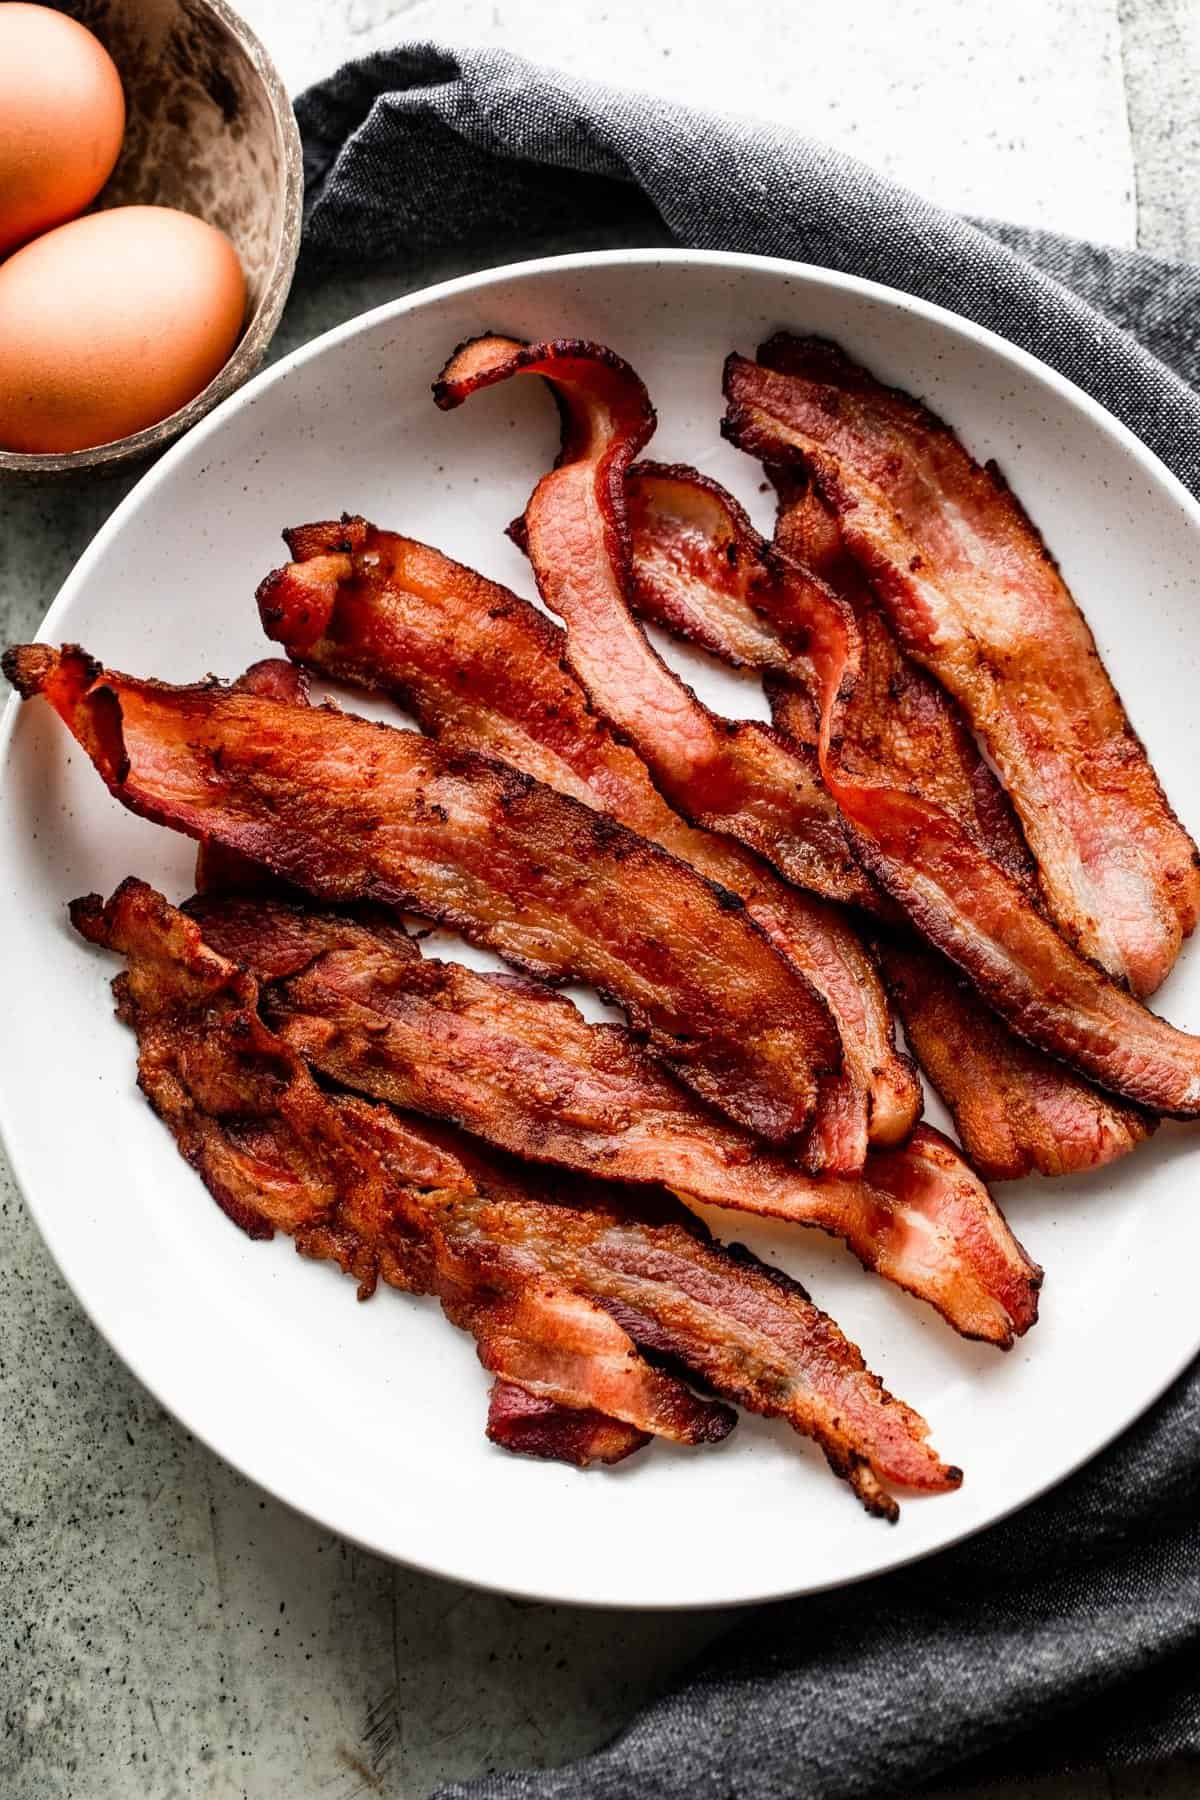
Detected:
[352,1095,960,1516]
[186,895,1041,1346]
[73,879,961,1515]
[3,643,840,1144]
[626,463,1155,1178]
[727,336,1200,999]
[433,335,876,912]
[257,515,920,1166]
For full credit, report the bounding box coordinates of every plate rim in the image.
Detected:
[3,245,1199,1611]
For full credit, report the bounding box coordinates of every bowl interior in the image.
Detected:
[59,0,287,307]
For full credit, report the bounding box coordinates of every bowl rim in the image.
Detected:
[0,0,304,477]
[4,245,1200,1609]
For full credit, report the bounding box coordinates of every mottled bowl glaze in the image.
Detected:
[0,0,303,477]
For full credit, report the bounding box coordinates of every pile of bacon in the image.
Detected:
[8,330,1198,1520]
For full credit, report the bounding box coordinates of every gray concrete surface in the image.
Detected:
[3,2,1199,1794]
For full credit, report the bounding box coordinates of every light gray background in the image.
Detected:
[2,2,1198,1795]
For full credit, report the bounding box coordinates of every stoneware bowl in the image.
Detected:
[0,0,303,478]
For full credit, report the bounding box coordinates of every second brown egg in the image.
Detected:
[0,205,247,454]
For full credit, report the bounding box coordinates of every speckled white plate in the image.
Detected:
[3,250,1200,1609]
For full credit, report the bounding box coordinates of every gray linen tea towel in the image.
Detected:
[293,44,1200,1799]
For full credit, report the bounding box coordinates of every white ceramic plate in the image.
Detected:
[3,250,1200,1609]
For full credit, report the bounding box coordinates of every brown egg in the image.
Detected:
[0,5,126,258]
[0,205,247,454]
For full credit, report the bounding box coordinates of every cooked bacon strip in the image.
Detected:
[708,374,1200,1116]
[769,478,1046,894]
[351,1097,960,1516]
[193,659,311,900]
[485,1382,649,1467]
[877,938,1155,1182]
[75,879,961,1515]
[3,643,839,1144]
[227,656,311,706]
[732,335,1200,998]
[186,895,1041,1346]
[433,335,877,913]
[71,877,727,1453]
[257,517,920,1165]
[629,464,1036,891]
[627,463,1154,1177]
[627,464,792,671]
[359,1117,739,1456]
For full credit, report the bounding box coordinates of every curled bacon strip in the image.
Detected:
[257,516,921,1166]
[734,335,1200,999]
[193,659,313,902]
[627,463,1155,1179]
[433,335,876,912]
[630,464,1035,890]
[75,879,961,1515]
[706,372,1200,1118]
[485,1382,649,1467]
[3,643,839,1144]
[186,895,1041,1346]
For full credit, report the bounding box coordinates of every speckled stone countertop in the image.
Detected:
[3,3,1198,1794]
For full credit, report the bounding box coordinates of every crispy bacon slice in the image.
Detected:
[700,375,1200,1117]
[74,879,962,1515]
[485,1382,650,1467]
[193,659,311,901]
[629,464,1036,891]
[433,335,877,913]
[257,516,921,1166]
[729,335,1200,998]
[627,463,1155,1178]
[186,895,1041,1346]
[3,642,840,1144]
[828,784,1200,1115]
[70,877,726,1451]
[877,938,1155,1182]
[627,464,792,671]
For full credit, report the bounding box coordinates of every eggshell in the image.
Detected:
[0,4,126,258]
[0,205,247,454]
